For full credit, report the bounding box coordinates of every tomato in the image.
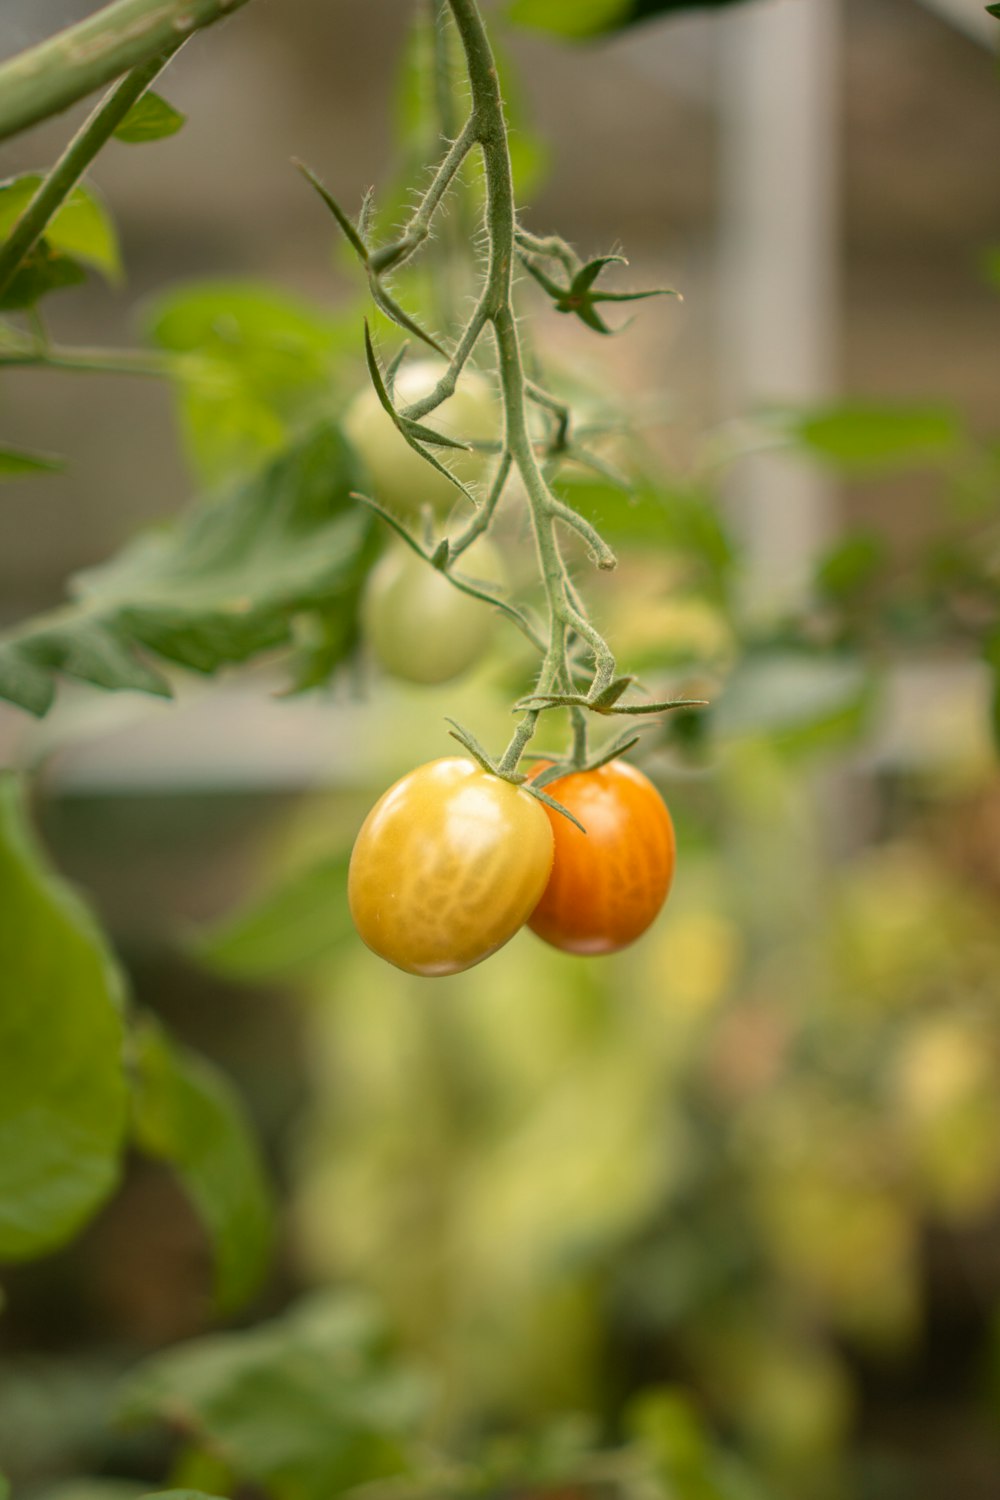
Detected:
[362,537,505,685]
[349,757,554,976]
[528,760,676,955]
[343,359,498,517]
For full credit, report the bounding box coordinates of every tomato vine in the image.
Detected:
[301,0,703,798]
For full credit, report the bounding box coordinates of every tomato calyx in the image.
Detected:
[445,716,503,777]
[523,780,587,835]
[444,717,588,834]
[517,250,679,337]
[517,673,709,717]
[528,726,645,791]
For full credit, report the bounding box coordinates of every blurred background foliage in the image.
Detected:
[2,2,1000,1500]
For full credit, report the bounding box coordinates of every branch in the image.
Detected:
[0,50,183,302]
[0,341,181,378]
[0,0,253,145]
[369,116,477,274]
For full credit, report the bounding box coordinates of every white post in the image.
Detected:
[717,0,840,613]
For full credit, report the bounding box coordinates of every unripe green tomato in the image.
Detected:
[362,537,505,685]
[343,359,498,517]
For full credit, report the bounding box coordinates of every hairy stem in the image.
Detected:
[0,0,252,144]
[0,50,183,303]
[446,0,615,775]
[369,117,476,274]
[401,299,489,420]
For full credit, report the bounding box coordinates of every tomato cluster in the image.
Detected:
[349,756,676,976]
[343,364,678,976]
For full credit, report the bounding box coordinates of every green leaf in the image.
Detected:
[814,531,887,602]
[508,0,630,35]
[628,1387,766,1500]
[131,1016,274,1314]
[984,630,1000,757]
[0,174,121,281]
[147,281,351,484]
[780,402,963,473]
[113,91,186,143]
[0,422,372,716]
[0,775,128,1260]
[0,444,65,477]
[987,3,1000,18]
[716,652,875,754]
[142,1493,228,1500]
[37,1484,146,1500]
[120,1294,429,1500]
[559,470,734,595]
[509,0,752,36]
[984,246,1000,288]
[286,602,361,694]
[194,852,353,981]
[0,242,86,311]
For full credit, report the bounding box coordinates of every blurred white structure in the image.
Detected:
[718,0,840,612]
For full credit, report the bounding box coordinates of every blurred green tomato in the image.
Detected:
[362,537,505,685]
[343,359,499,516]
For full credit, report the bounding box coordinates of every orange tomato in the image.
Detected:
[528,760,676,955]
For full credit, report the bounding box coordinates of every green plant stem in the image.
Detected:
[449,449,512,557]
[0,50,182,303]
[370,118,477,275]
[445,0,616,775]
[515,225,580,277]
[0,342,182,378]
[0,0,252,144]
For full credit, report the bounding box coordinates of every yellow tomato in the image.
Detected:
[349,758,554,977]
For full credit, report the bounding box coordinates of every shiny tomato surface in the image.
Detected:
[349,758,554,977]
[528,760,676,955]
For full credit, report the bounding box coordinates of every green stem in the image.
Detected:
[448,449,512,557]
[0,50,183,303]
[0,0,253,145]
[514,225,580,277]
[0,343,182,378]
[401,299,488,420]
[525,377,570,449]
[369,118,476,275]
[446,0,616,776]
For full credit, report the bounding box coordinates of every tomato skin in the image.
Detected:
[528,760,676,956]
[362,538,505,685]
[349,758,554,977]
[343,360,498,517]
